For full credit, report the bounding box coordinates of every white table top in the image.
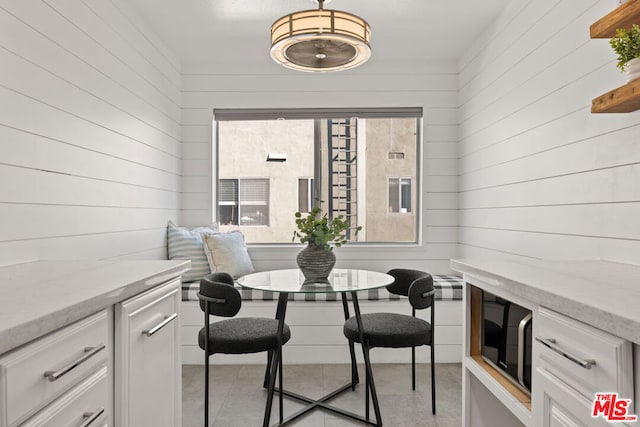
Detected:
[0,260,190,355]
[451,259,640,344]
[237,269,394,294]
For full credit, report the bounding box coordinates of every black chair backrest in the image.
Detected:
[386,269,434,310]
[198,272,241,317]
[408,275,434,310]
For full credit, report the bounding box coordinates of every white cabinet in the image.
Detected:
[0,310,111,427]
[536,367,599,427]
[456,264,637,427]
[115,279,181,427]
[533,307,634,427]
[461,280,532,427]
[0,260,188,427]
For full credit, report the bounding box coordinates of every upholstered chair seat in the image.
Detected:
[199,317,291,354]
[344,312,431,348]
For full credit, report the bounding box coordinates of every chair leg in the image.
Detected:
[264,350,273,388]
[278,348,284,423]
[431,344,436,414]
[411,346,416,390]
[365,357,370,420]
[204,354,209,427]
[204,304,210,427]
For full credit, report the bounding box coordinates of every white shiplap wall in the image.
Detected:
[180,60,459,274]
[458,0,640,266]
[0,0,182,266]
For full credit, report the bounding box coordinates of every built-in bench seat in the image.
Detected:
[180,275,464,365]
[181,274,463,303]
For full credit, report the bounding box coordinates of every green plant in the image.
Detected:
[292,205,361,251]
[610,24,640,71]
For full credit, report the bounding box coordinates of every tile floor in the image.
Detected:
[182,363,462,426]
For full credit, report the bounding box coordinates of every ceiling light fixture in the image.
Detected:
[270,0,371,72]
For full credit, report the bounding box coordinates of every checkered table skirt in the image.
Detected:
[182,275,463,302]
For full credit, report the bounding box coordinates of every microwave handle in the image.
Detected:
[517,312,532,388]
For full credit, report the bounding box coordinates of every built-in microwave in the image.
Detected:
[481,290,533,395]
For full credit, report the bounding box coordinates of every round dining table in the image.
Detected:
[238,268,394,427]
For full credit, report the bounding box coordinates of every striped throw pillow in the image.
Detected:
[167,221,218,282]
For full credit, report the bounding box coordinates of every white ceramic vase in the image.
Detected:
[626,57,640,82]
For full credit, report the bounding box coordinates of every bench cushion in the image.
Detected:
[182,275,463,302]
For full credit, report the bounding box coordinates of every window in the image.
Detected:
[215,108,420,244]
[298,178,315,213]
[218,178,269,226]
[219,179,238,225]
[389,178,412,213]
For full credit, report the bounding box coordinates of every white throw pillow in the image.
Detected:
[201,231,254,278]
[167,221,218,282]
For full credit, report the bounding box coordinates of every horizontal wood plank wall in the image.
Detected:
[458,0,640,266]
[180,61,459,274]
[0,0,181,266]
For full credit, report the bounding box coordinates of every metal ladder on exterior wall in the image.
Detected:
[328,118,358,240]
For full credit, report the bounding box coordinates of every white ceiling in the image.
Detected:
[128,0,511,66]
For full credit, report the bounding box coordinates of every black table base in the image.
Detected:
[262,292,383,427]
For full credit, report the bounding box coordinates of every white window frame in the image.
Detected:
[212,108,424,248]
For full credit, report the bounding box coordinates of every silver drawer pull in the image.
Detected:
[80,408,105,427]
[142,313,178,337]
[44,344,107,382]
[535,337,596,370]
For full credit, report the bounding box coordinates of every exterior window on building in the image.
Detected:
[239,179,269,226]
[298,178,315,213]
[219,179,238,225]
[389,178,412,213]
[218,178,269,226]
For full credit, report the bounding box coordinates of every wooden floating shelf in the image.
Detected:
[590,0,640,113]
[590,0,640,38]
[592,79,640,113]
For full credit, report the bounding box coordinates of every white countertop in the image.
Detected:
[0,260,190,355]
[451,259,640,344]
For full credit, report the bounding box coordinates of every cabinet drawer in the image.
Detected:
[20,366,109,427]
[535,307,633,400]
[0,311,109,427]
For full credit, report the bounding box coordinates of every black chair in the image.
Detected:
[198,272,291,427]
[343,268,436,417]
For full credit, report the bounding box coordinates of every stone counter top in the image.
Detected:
[451,259,640,344]
[0,260,190,355]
